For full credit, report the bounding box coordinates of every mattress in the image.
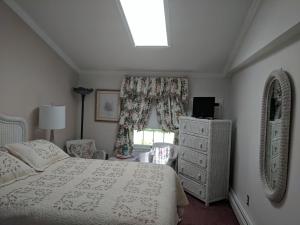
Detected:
[0,157,188,225]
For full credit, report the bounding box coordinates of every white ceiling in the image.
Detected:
[11,0,252,75]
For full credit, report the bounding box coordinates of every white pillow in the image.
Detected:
[0,147,8,152]
[6,139,70,171]
[0,151,36,187]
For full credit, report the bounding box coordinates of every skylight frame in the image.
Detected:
[117,0,170,48]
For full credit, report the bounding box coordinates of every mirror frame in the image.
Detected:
[260,69,292,202]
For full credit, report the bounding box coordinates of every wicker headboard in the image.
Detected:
[0,114,27,147]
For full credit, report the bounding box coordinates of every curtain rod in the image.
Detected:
[124,75,189,79]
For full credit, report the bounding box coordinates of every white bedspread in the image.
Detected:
[0,157,188,225]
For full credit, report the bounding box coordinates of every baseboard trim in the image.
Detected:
[229,189,255,225]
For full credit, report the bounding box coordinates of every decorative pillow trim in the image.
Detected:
[0,170,37,188]
[0,147,8,152]
[0,151,36,187]
[6,140,70,172]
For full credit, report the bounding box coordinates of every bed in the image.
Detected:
[0,114,188,225]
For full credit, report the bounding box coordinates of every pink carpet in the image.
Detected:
[179,193,239,225]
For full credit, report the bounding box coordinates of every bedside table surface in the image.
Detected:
[109,147,175,165]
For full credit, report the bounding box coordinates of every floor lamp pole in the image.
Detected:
[80,94,85,139]
[73,87,93,139]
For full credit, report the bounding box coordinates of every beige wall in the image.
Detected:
[231,38,300,225]
[230,1,300,224]
[78,71,230,155]
[0,2,78,147]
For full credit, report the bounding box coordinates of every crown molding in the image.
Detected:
[227,22,300,76]
[79,70,226,79]
[4,0,80,73]
[223,0,262,75]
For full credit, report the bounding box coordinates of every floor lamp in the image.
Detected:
[73,87,93,139]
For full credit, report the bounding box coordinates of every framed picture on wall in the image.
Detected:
[95,89,120,122]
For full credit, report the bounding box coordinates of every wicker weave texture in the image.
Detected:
[178,116,232,206]
[0,114,27,147]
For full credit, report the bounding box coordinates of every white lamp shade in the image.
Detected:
[39,105,65,130]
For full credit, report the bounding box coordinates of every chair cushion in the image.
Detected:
[66,139,96,159]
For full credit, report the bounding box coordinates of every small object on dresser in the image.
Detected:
[122,144,129,156]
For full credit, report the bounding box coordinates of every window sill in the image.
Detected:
[133,144,152,152]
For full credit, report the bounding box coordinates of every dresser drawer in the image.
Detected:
[191,121,209,136]
[269,120,281,140]
[178,159,207,184]
[179,133,208,151]
[271,125,281,140]
[179,146,207,168]
[270,156,279,174]
[180,119,209,137]
[179,174,206,200]
[180,119,191,134]
[271,139,280,157]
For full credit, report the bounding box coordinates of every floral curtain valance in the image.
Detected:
[120,77,189,102]
[115,76,189,155]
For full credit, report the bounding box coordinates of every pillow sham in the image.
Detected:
[0,151,36,187]
[0,146,8,152]
[6,139,70,171]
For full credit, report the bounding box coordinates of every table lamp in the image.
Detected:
[39,105,65,142]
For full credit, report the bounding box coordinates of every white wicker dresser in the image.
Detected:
[178,116,232,206]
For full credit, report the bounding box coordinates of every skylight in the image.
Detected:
[119,0,168,47]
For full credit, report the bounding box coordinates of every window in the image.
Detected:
[133,129,174,146]
[119,0,168,46]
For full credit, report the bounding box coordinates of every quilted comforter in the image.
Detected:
[0,157,188,225]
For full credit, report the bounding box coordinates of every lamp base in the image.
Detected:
[50,130,55,142]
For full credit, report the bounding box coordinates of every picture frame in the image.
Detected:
[95,89,120,122]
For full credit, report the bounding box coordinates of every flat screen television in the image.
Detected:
[192,97,215,119]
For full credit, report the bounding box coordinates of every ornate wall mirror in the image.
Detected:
[260,69,292,202]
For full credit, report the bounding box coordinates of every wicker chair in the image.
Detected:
[66,139,107,159]
[151,142,178,170]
